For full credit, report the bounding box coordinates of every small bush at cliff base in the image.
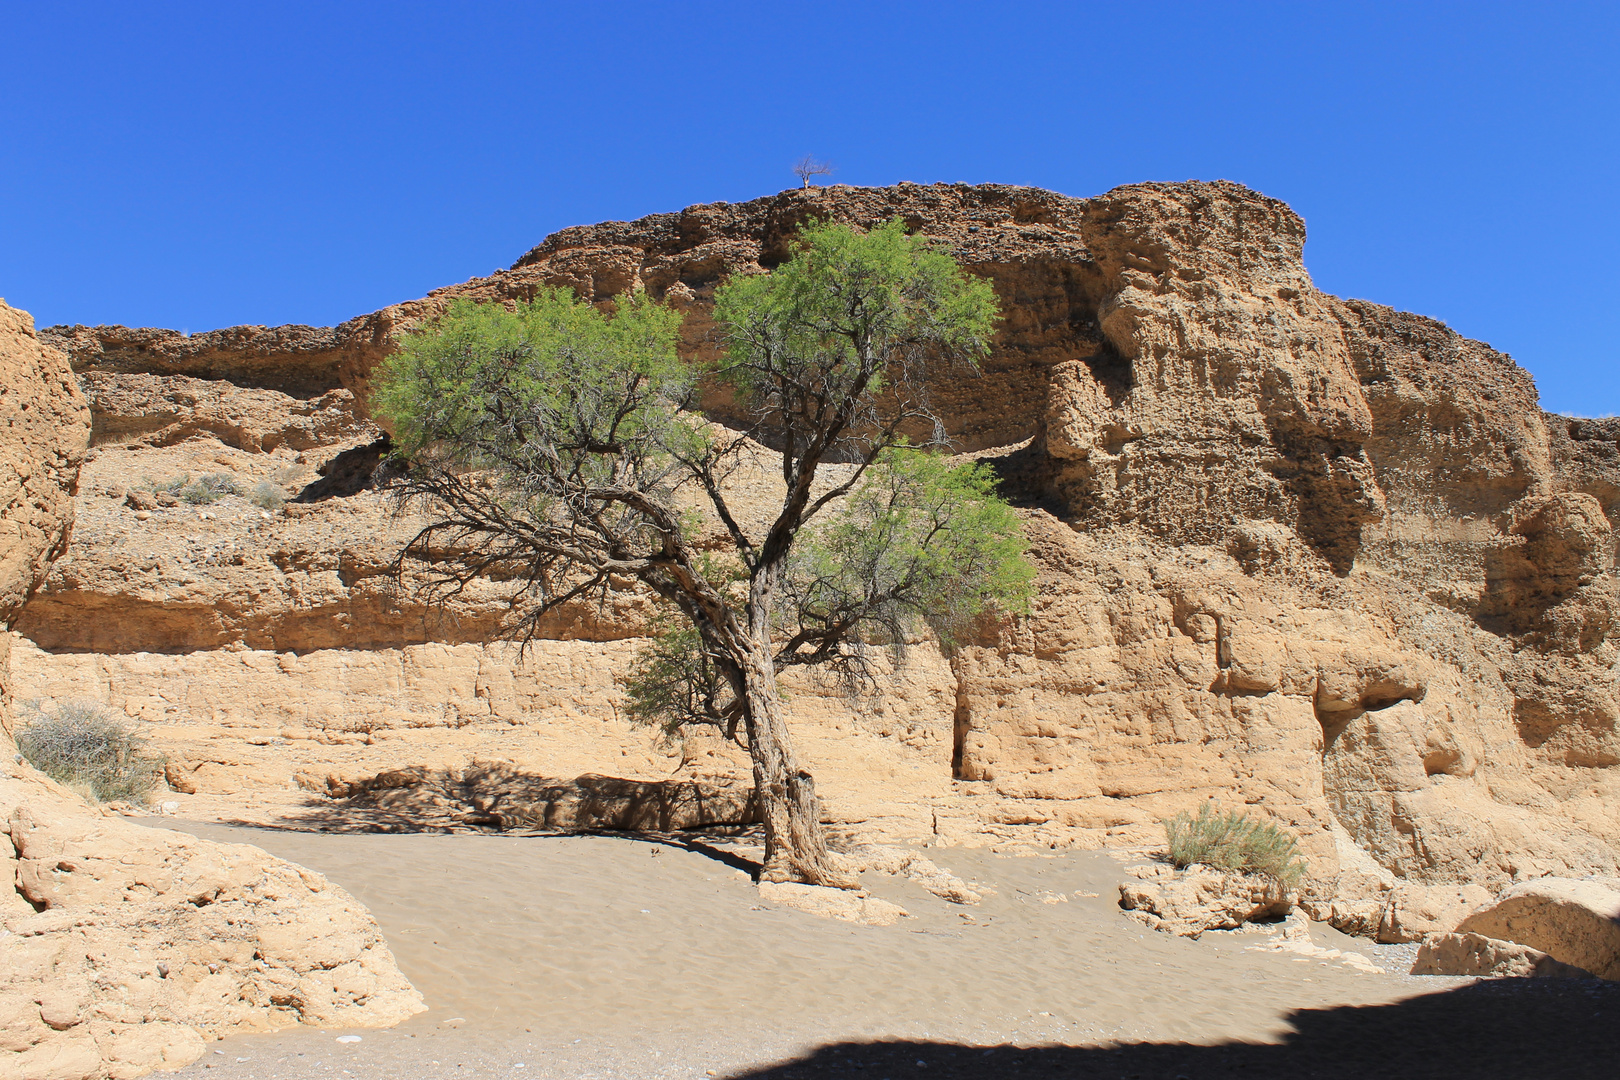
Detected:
[1164,803,1306,889]
[15,701,166,804]
[248,480,285,509]
[145,473,242,505]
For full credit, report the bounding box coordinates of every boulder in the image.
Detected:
[1118,864,1294,938]
[1412,932,1595,979]
[1453,878,1620,980]
[1376,882,1494,944]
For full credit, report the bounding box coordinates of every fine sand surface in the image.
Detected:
[149,822,1616,1080]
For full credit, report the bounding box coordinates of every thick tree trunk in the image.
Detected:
[736,565,855,888]
[739,650,855,887]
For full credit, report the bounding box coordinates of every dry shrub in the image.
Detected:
[1164,803,1306,889]
[248,480,285,509]
[145,473,243,505]
[15,700,166,804]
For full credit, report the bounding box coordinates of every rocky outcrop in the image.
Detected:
[0,765,424,1079]
[43,323,347,399]
[81,372,374,455]
[1451,878,1620,980]
[1375,882,1493,945]
[0,302,423,1080]
[16,182,1620,934]
[0,301,90,722]
[338,765,758,833]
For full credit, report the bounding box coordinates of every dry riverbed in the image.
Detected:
[145,822,1614,1080]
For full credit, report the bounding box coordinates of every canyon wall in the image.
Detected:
[0,301,421,1080]
[21,182,1620,932]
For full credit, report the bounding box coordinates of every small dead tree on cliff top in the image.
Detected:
[793,155,833,188]
[373,218,1029,886]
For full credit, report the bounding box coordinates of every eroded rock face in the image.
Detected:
[1118,864,1294,937]
[0,301,422,1080]
[16,182,1620,929]
[0,301,90,722]
[0,765,425,1078]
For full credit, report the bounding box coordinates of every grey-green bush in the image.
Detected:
[15,700,166,804]
[1164,803,1306,888]
[249,480,285,509]
[145,473,243,505]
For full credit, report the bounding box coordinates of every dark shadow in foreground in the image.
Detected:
[722,979,1618,1080]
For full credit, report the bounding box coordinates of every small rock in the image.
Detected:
[134,510,152,521]
[757,881,910,926]
[335,1035,362,1043]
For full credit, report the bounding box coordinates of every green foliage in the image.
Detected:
[145,473,242,505]
[1164,804,1307,889]
[782,448,1034,657]
[16,701,166,804]
[374,289,688,471]
[373,227,1027,750]
[623,616,734,739]
[713,218,998,433]
[248,480,285,510]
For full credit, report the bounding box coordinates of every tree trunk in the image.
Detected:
[738,649,855,887]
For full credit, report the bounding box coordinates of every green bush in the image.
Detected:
[248,480,285,510]
[144,473,243,505]
[1164,803,1306,889]
[15,701,166,804]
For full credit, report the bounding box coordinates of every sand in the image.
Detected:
[146,822,1616,1080]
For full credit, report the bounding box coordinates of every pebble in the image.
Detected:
[134,510,152,520]
[336,1035,362,1043]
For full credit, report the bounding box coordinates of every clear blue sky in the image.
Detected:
[3,2,1615,414]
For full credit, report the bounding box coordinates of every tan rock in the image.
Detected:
[0,301,421,1079]
[1118,864,1294,937]
[1412,931,1594,979]
[81,372,374,455]
[0,760,424,1076]
[1453,878,1620,980]
[756,882,909,926]
[1375,882,1494,944]
[0,300,90,721]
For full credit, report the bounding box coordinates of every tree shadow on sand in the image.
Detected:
[217,761,759,835]
[722,978,1618,1079]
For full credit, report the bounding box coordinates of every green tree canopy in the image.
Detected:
[374,217,1029,886]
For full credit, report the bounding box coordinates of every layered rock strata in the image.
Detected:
[0,302,422,1080]
[20,182,1620,932]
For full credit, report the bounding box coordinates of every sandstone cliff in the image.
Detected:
[22,183,1620,933]
[0,301,422,1080]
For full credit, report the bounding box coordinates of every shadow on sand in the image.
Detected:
[722,979,1617,1080]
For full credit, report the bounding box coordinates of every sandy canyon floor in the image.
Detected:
[134,821,1618,1080]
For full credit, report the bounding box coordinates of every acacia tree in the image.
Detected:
[374,219,1031,886]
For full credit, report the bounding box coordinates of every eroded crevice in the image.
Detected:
[294,435,395,502]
